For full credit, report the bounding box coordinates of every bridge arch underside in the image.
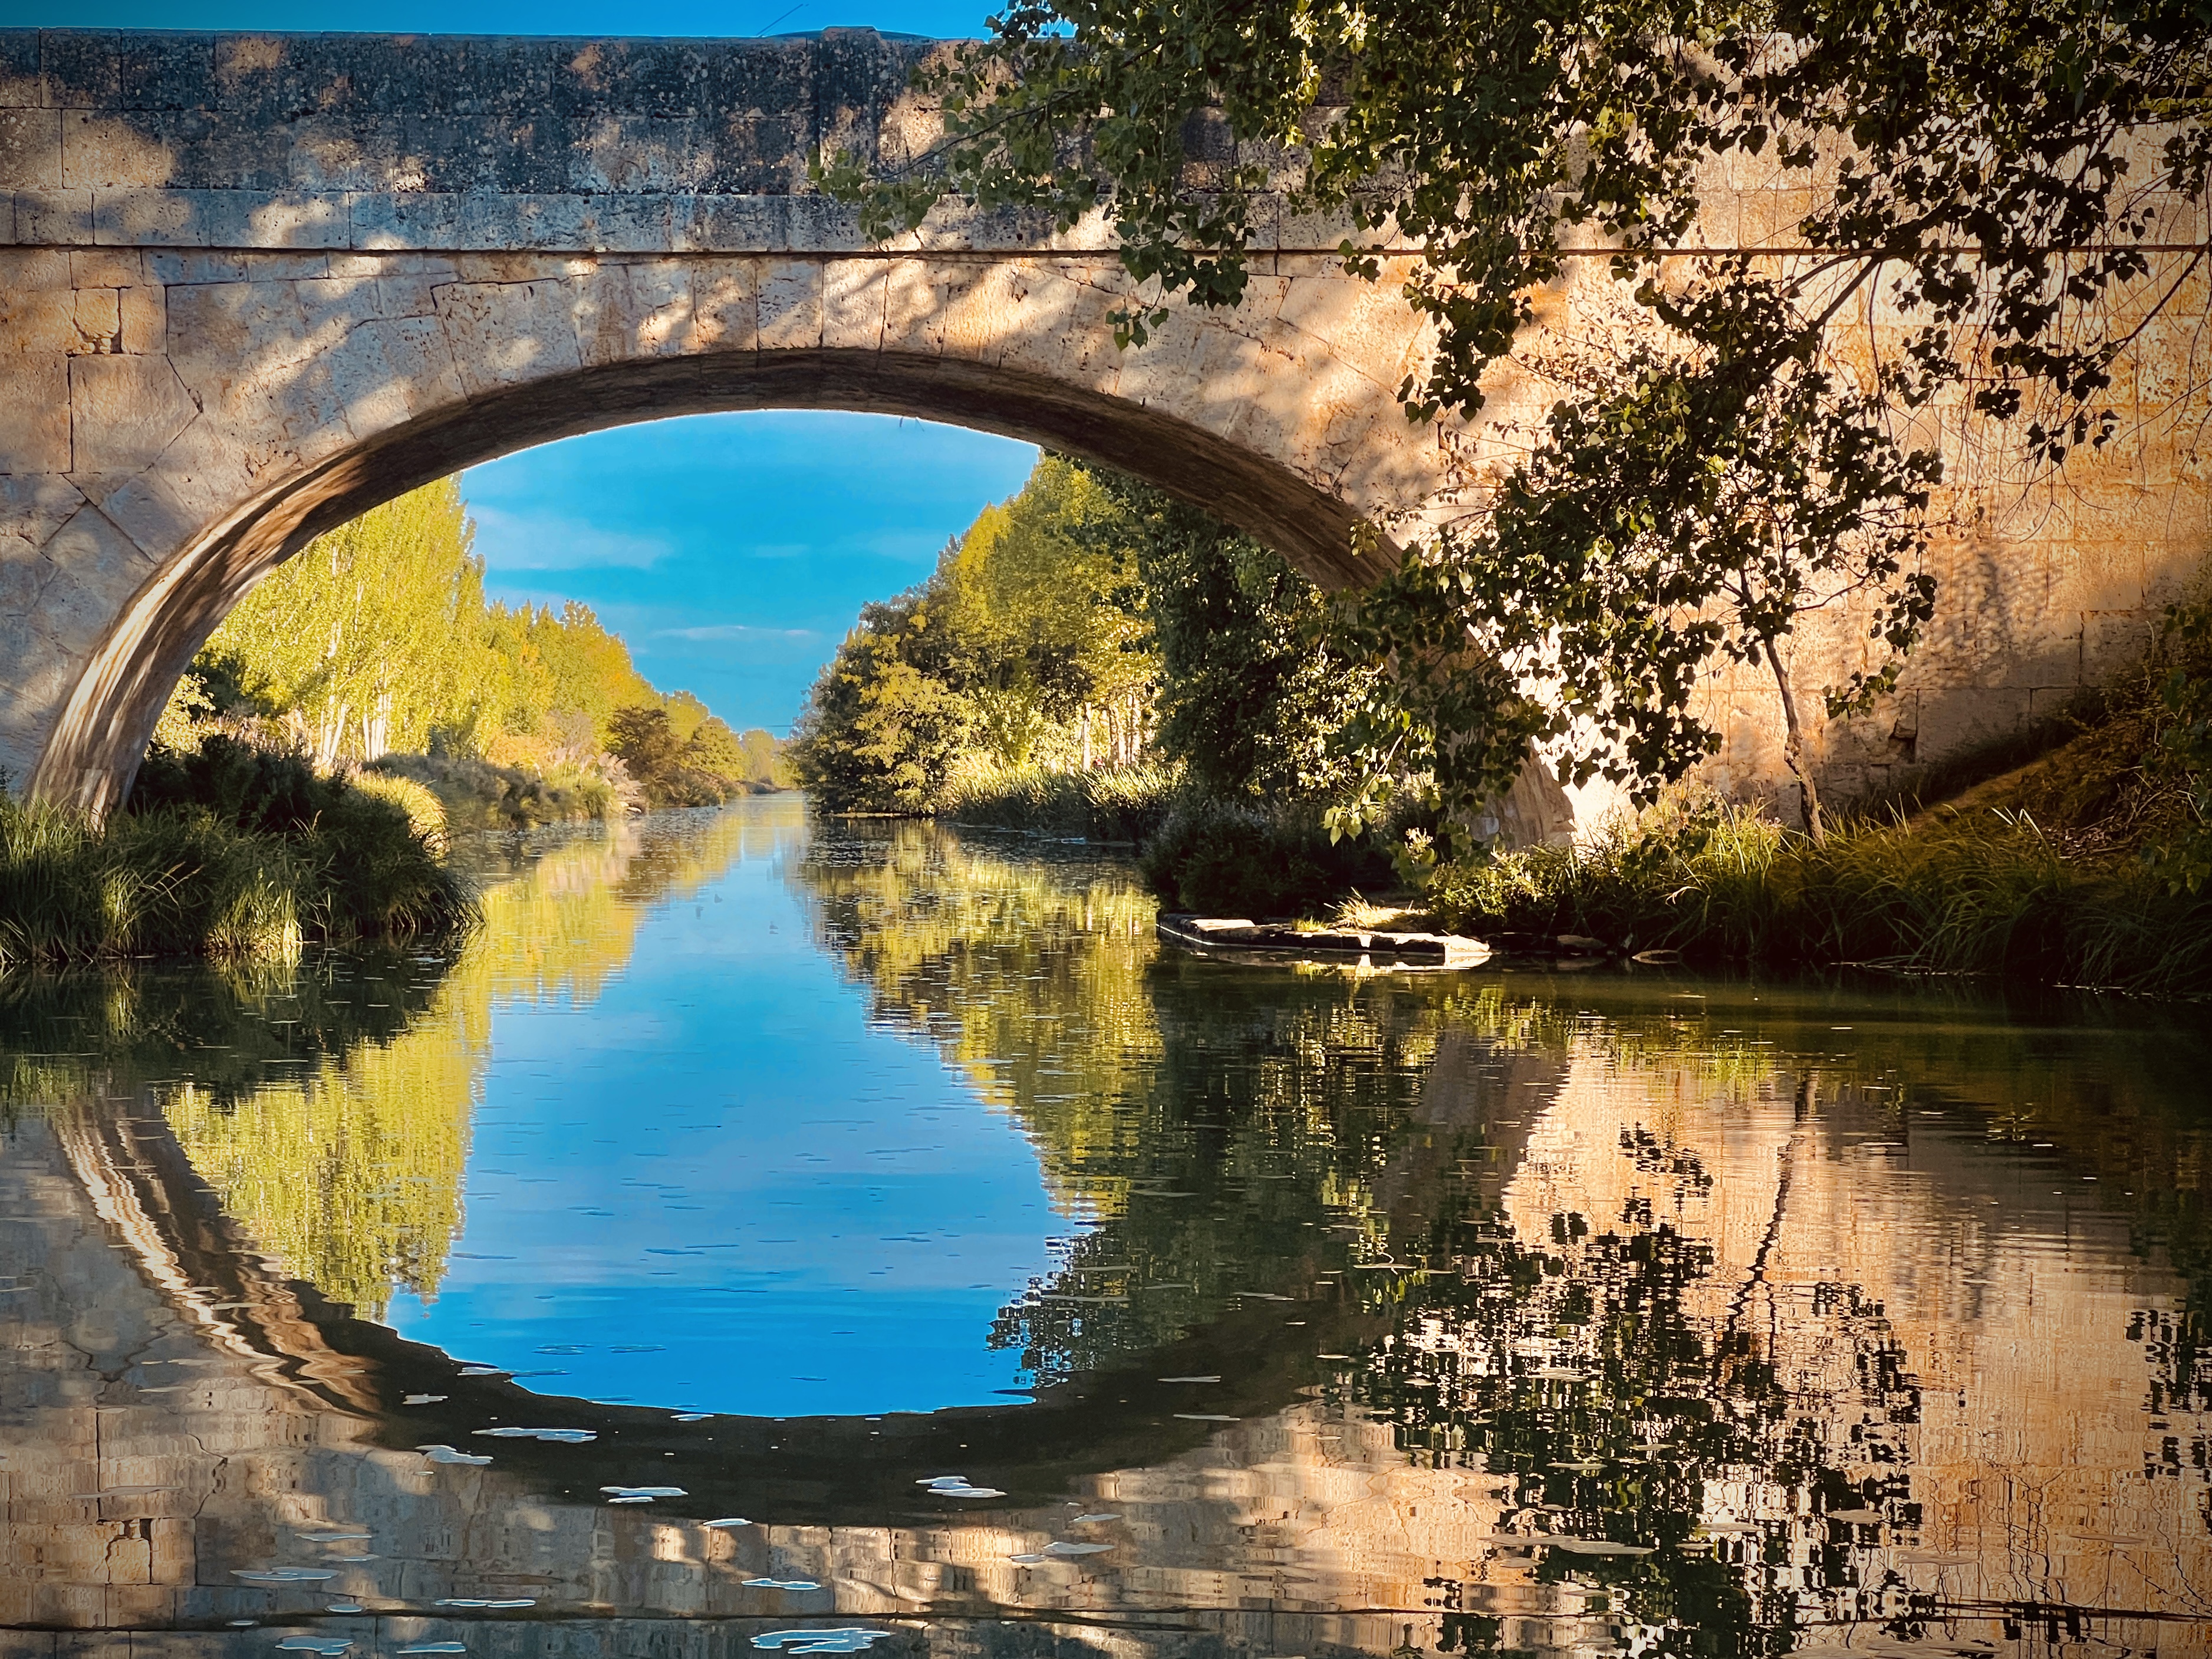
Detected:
[24,328,1411,817]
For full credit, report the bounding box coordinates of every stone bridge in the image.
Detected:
[0,27,2205,819]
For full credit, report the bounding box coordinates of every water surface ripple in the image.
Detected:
[2,796,2208,1657]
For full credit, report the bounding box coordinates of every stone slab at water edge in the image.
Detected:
[1157,913,1493,969]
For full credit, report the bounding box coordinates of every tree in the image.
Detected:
[1081,465,1387,800]
[823,0,2210,842]
[205,479,496,766]
[787,589,980,811]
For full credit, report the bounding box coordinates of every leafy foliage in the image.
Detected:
[824,0,2210,837]
[1082,469,1390,800]
[164,482,779,811]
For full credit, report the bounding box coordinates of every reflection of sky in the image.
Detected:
[384,817,1072,1418]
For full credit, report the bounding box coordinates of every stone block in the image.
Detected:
[875,259,945,358]
[432,279,585,396]
[348,190,462,250]
[208,190,352,249]
[676,193,786,254]
[0,355,70,475]
[571,260,694,366]
[116,279,164,354]
[114,34,219,113]
[571,193,679,255]
[324,313,462,434]
[285,114,404,193]
[65,247,141,287]
[455,192,591,252]
[90,189,210,247]
[683,259,756,353]
[67,288,121,354]
[11,189,94,245]
[817,260,884,354]
[0,106,61,192]
[0,474,88,555]
[696,113,810,196]
[40,34,121,110]
[0,31,37,109]
[164,278,309,373]
[781,193,870,255]
[66,355,199,476]
[755,259,824,352]
[90,454,229,566]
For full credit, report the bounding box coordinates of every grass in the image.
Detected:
[1423,789,2212,998]
[1,736,475,967]
[939,759,1180,844]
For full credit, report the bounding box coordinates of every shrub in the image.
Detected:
[1423,786,2212,996]
[1141,794,1398,917]
[0,736,473,966]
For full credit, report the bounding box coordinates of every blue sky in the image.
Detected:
[24,0,1036,736]
[465,416,1036,736]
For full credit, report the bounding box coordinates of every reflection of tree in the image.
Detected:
[789,824,2212,1643]
[1,812,762,1318]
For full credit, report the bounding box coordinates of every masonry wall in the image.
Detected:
[0,27,2204,822]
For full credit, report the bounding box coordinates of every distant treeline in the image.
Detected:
[159,478,788,818]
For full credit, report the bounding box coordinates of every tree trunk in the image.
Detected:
[1080,704,1092,771]
[1762,638,1825,844]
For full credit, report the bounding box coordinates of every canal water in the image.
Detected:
[2,795,2208,1658]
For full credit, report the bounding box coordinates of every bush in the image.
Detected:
[1423,787,2212,996]
[0,736,474,966]
[940,761,1179,842]
[1140,794,1399,917]
[368,751,618,828]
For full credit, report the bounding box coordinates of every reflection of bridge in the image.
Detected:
[2,29,2206,822]
[1,1094,1547,1656]
[6,989,2211,1654]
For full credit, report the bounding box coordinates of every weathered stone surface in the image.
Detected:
[0,25,2204,822]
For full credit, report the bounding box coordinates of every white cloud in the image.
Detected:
[472,505,673,572]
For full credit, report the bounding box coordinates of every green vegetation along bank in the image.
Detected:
[2,740,470,967]
[792,455,2212,998]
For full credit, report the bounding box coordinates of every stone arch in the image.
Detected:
[28,335,1408,815]
[5,27,2203,825]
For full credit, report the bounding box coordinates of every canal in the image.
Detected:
[3,795,2208,1657]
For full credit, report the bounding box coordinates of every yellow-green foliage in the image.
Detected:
[161,480,781,804]
[162,1030,476,1315]
[791,457,1163,811]
[206,479,499,766]
[1425,786,2212,996]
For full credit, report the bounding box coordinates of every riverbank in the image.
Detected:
[1,738,473,966]
[1382,791,2207,999]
